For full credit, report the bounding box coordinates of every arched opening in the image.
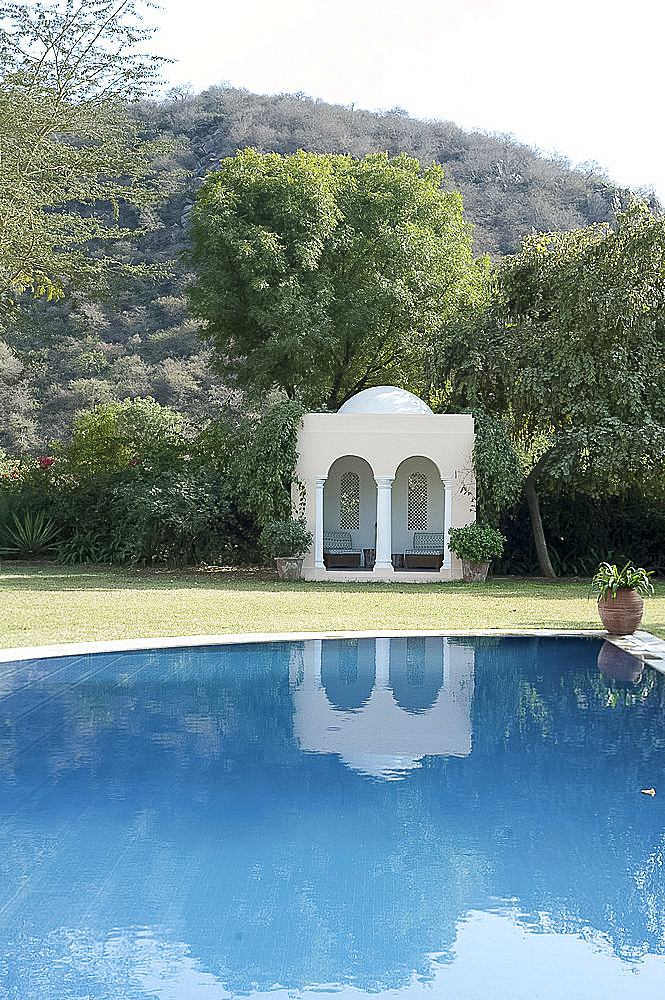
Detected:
[391,456,445,568]
[323,456,376,569]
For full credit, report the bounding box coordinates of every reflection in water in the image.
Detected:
[390,636,445,712]
[293,636,474,777]
[598,639,645,682]
[0,637,664,997]
[320,637,376,710]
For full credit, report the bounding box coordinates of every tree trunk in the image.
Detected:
[524,471,556,579]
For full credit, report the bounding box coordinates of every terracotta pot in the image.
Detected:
[275,556,304,581]
[461,559,490,583]
[597,589,644,635]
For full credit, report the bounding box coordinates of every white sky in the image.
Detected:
[147,0,665,202]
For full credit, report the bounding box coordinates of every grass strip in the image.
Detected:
[2,563,664,648]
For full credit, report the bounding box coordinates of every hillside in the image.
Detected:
[2,86,659,451]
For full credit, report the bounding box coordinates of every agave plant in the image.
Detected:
[0,510,60,558]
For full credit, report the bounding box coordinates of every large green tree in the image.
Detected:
[187,149,488,409]
[438,204,665,576]
[0,0,166,304]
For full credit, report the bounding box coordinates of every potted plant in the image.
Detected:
[260,517,313,580]
[448,523,505,582]
[591,561,654,635]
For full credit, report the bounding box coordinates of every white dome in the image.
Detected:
[337,386,432,415]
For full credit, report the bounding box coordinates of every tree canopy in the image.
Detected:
[0,79,642,453]
[187,149,489,410]
[438,203,665,575]
[0,0,166,304]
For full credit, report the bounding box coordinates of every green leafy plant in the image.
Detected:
[472,411,523,526]
[448,523,505,563]
[591,561,655,601]
[260,518,313,559]
[57,528,126,566]
[0,510,60,558]
[230,400,306,528]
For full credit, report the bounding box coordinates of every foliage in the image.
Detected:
[259,518,313,559]
[187,149,488,409]
[106,469,237,567]
[591,562,654,600]
[0,397,262,567]
[0,509,59,557]
[448,523,505,562]
[496,204,665,494]
[437,204,665,575]
[496,491,665,578]
[230,399,306,527]
[57,526,125,565]
[472,411,523,525]
[64,397,187,476]
[0,0,167,305]
[1,83,643,452]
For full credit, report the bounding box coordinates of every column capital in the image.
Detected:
[315,475,328,486]
[374,475,395,488]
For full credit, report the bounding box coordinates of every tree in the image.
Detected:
[0,342,39,450]
[0,0,166,305]
[64,396,186,475]
[437,204,665,577]
[187,149,488,410]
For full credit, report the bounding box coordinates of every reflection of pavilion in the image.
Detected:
[290,637,474,779]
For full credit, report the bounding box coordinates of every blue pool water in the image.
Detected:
[1,635,665,998]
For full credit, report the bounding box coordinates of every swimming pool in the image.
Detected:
[1,634,664,998]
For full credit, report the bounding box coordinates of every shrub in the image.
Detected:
[260,518,313,559]
[448,522,505,562]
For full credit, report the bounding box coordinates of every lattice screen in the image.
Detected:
[407,472,428,530]
[340,471,360,530]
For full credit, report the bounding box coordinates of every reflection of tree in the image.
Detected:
[466,637,665,959]
[1,637,665,993]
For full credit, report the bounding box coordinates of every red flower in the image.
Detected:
[38,456,55,468]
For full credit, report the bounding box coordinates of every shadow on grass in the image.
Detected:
[1,561,599,600]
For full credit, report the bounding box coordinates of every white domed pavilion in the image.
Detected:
[295,387,476,581]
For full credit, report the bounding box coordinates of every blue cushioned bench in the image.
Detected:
[404,531,446,570]
[323,530,361,569]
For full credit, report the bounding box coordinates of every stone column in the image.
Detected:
[315,476,327,568]
[373,476,394,571]
[441,477,452,570]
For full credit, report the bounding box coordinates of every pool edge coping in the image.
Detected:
[1,628,665,671]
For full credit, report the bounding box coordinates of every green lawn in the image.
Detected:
[2,562,664,649]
